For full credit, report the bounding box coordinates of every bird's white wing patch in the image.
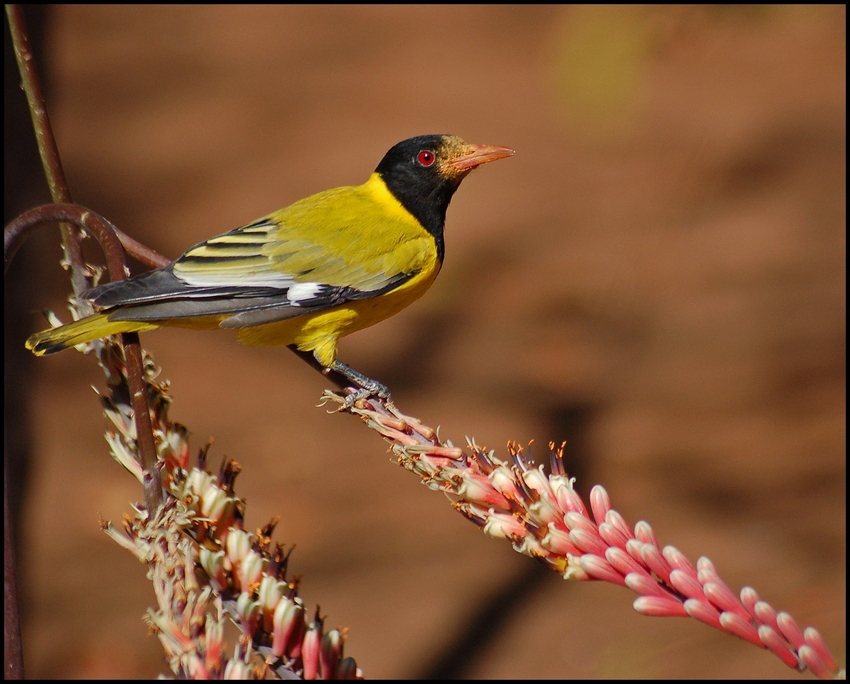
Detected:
[286,282,324,303]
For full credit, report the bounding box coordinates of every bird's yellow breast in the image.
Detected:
[235,256,440,366]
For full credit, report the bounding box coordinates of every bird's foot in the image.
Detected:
[327,360,392,409]
[341,380,392,410]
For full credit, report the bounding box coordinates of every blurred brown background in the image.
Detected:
[5,5,844,679]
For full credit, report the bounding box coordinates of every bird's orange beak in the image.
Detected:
[449,143,516,172]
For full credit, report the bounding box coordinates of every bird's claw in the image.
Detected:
[341,383,392,410]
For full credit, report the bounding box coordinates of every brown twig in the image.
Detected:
[4,204,164,511]
[6,4,166,511]
[5,5,88,294]
[6,6,78,677]
[3,458,23,680]
[114,227,171,269]
[4,203,169,274]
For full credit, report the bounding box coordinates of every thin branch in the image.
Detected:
[5,4,88,294]
[3,458,23,679]
[4,203,164,510]
[5,203,168,274]
[6,6,165,509]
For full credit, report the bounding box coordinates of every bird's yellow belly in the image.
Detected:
[234,263,440,367]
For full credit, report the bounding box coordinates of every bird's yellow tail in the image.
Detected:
[26,313,158,356]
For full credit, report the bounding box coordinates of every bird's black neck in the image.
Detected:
[379,171,459,262]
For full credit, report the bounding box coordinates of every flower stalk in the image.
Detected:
[322,391,844,680]
[97,339,361,679]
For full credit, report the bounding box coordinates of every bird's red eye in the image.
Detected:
[417,150,436,167]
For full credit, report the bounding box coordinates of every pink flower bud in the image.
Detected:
[662,545,696,574]
[625,571,673,599]
[703,581,749,621]
[272,596,303,658]
[589,485,612,526]
[604,509,634,540]
[554,479,588,517]
[564,511,598,535]
[669,569,705,602]
[258,576,285,632]
[739,586,760,619]
[598,521,629,551]
[758,625,802,669]
[634,521,659,549]
[579,553,626,586]
[683,598,722,629]
[776,612,805,650]
[798,645,831,679]
[569,527,609,556]
[640,544,672,584]
[633,596,688,617]
[336,656,359,680]
[320,629,342,679]
[718,610,763,647]
[302,619,322,680]
[456,472,511,510]
[605,546,648,579]
[542,525,582,556]
[803,627,839,673]
[754,600,780,633]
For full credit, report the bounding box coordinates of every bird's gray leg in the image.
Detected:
[328,359,392,405]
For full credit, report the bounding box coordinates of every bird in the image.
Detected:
[26,134,514,400]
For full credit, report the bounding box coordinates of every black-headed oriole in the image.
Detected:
[26,134,514,397]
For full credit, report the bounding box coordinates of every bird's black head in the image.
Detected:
[374,135,514,246]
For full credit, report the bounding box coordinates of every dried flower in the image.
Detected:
[97,341,361,679]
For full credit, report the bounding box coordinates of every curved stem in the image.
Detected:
[4,204,163,511]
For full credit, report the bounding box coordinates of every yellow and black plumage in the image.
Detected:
[26,134,514,396]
